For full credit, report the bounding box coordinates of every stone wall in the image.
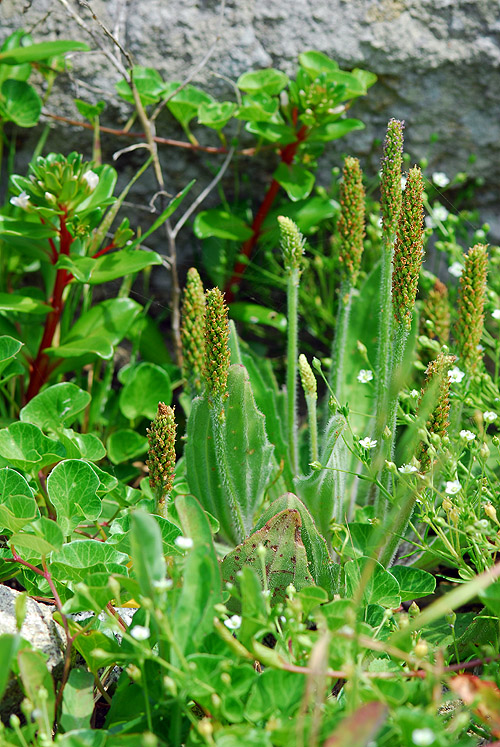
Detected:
[1,0,499,240]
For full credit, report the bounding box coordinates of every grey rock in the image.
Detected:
[0,0,498,249]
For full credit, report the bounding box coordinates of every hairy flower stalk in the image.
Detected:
[180,267,206,395]
[329,156,365,401]
[299,354,319,463]
[203,287,245,541]
[379,353,455,567]
[147,403,176,518]
[374,165,424,514]
[421,279,450,343]
[455,243,488,374]
[278,215,305,475]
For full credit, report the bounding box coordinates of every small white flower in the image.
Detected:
[477,343,485,352]
[410,389,420,399]
[460,429,476,442]
[448,262,463,278]
[359,437,377,450]
[425,215,436,230]
[445,480,461,495]
[484,411,498,423]
[448,366,465,383]
[433,205,449,222]
[130,625,150,641]
[492,309,500,320]
[10,191,30,209]
[399,464,418,474]
[262,589,271,598]
[401,175,407,189]
[153,578,173,591]
[377,216,383,228]
[82,170,99,191]
[174,535,194,550]
[412,727,435,746]
[44,191,56,203]
[357,369,373,384]
[223,615,242,631]
[432,172,450,188]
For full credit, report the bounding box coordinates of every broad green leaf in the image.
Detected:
[237,68,289,96]
[390,565,436,602]
[254,493,339,595]
[245,669,305,722]
[61,573,118,615]
[0,216,58,239]
[50,540,128,575]
[0,292,49,314]
[74,98,106,120]
[0,335,23,378]
[0,634,21,700]
[174,495,222,656]
[57,249,162,285]
[0,468,38,532]
[185,365,274,544]
[119,362,172,420]
[193,209,253,241]
[235,93,280,123]
[308,118,365,142]
[0,79,41,127]
[106,430,148,464]
[11,516,64,556]
[198,101,236,130]
[116,66,167,106]
[60,668,94,732]
[165,82,213,130]
[284,195,338,234]
[351,67,378,90]
[479,580,500,616]
[221,509,315,604]
[47,459,101,536]
[129,314,170,365]
[0,421,66,471]
[59,429,106,462]
[245,121,297,144]
[108,512,181,555]
[46,336,114,360]
[20,382,90,431]
[273,163,315,202]
[71,627,122,674]
[229,303,286,332]
[18,649,55,726]
[130,511,166,600]
[0,40,89,64]
[298,51,339,78]
[344,556,401,609]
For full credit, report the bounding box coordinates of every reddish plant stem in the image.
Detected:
[224,122,309,302]
[26,210,74,403]
[92,241,115,259]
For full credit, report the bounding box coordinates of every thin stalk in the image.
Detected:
[210,402,246,542]
[330,279,352,402]
[287,267,300,475]
[378,487,417,567]
[305,394,319,463]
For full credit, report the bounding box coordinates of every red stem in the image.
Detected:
[25,210,73,403]
[224,121,309,302]
[92,241,115,259]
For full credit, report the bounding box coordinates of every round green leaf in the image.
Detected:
[390,565,436,602]
[119,362,172,420]
[344,557,401,608]
[47,459,101,536]
[298,51,339,78]
[273,163,315,202]
[20,382,91,431]
[0,79,42,127]
[106,430,148,465]
[0,467,38,532]
[237,69,289,96]
[308,118,365,142]
[194,210,253,241]
[229,303,286,332]
[198,101,236,131]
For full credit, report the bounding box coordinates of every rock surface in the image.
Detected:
[1,0,498,238]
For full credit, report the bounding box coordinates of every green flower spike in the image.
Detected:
[392,165,425,329]
[278,215,305,273]
[298,354,317,400]
[421,278,450,343]
[455,243,488,374]
[338,156,365,288]
[181,267,206,394]
[147,402,177,517]
[299,353,318,463]
[380,118,404,237]
[417,354,456,472]
[204,287,230,403]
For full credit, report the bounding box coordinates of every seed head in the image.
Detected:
[278,216,305,273]
[392,166,425,328]
[337,156,365,287]
[380,118,405,238]
[203,287,230,400]
[147,403,176,513]
[421,278,450,343]
[417,354,455,471]
[181,268,206,394]
[298,354,317,399]
[455,243,488,374]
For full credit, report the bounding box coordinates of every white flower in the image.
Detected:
[412,727,435,746]
[82,170,99,191]
[432,172,450,188]
[492,309,500,320]
[153,578,173,591]
[448,366,465,383]
[445,480,461,495]
[399,463,418,474]
[401,175,407,190]
[477,344,484,352]
[44,191,56,203]
[357,369,373,384]
[448,262,463,278]
[484,411,498,423]
[460,429,476,442]
[130,625,150,641]
[262,589,271,598]
[377,216,383,228]
[10,191,30,209]
[224,615,242,630]
[433,205,449,222]
[410,389,420,399]
[359,437,377,450]
[174,535,194,550]
[424,215,435,230]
